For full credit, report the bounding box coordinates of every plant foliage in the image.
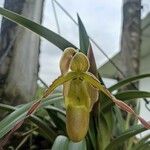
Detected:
[0,7,149,150]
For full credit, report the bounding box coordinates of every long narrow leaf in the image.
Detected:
[0,103,32,139]
[101,90,150,111]
[132,134,150,150]
[115,90,150,100]
[135,141,150,150]
[0,96,63,139]
[105,125,148,150]
[0,102,65,142]
[0,7,76,50]
[109,73,150,92]
[46,108,66,133]
[78,14,89,55]
[29,115,57,142]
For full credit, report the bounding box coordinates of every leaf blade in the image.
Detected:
[105,125,148,150]
[78,14,89,55]
[0,96,63,139]
[0,7,76,50]
[101,90,150,111]
[109,73,150,92]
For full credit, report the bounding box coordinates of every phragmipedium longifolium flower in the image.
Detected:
[42,47,150,142]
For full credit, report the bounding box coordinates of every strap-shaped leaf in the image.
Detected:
[29,115,57,142]
[109,73,150,92]
[104,90,150,129]
[136,141,150,150]
[101,90,150,111]
[46,107,66,132]
[0,7,76,50]
[0,103,65,144]
[132,134,150,150]
[0,96,62,140]
[86,45,99,108]
[105,124,148,150]
[115,90,150,100]
[78,14,89,55]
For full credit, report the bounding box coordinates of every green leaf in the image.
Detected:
[134,141,150,150]
[46,108,66,133]
[44,105,66,116]
[88,117,97,150]
[29,115,57,142]
[105,124,148,150]
[101,107,113,133]
[99,112,113,150]
[0,102,64,142]
[0,7,76,50]
[0,95,63,139]
[115,90,150,100]
[85,136,94,150]
[101,90,150,111]
[52,135,87,150]
[0,102,32,139]
[113,106,125,133]
[109,73,150,92]
[78,14,89,55]
[87,44,98,75]
[132,134,150,150]
[0,104,15,112]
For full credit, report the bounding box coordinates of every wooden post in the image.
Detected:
[119,0,141,142]
[0,0,44,104]
[120,0,141,88]
[118,1,141,148]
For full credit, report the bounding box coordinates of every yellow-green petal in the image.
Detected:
[83,72,109,97]
[60,47,76,75]
[86,82,99,111]
[65,78,91,109]
[42,71,77,98]
[66,105,89,142]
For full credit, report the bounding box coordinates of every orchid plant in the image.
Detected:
[42,47,150,142]
[0,7,150,150]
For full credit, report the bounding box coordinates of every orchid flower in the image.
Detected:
[42,47,150,142]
